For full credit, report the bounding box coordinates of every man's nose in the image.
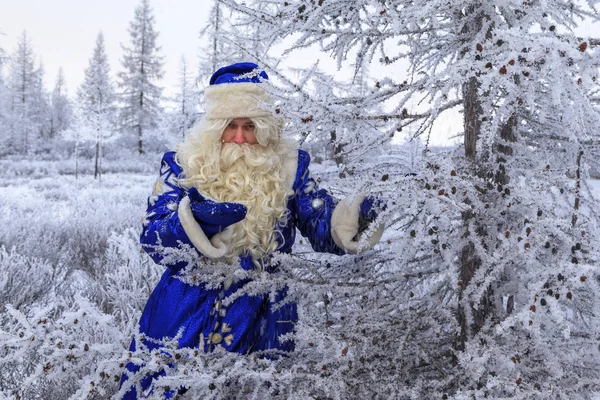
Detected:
[232,127,245,144]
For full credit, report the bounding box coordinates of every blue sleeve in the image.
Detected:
[291,150,345,255]
[140,152,195,269]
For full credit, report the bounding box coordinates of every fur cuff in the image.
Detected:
[205,82,272,119]
[178,196,233,259]
[331,193,384,254]
[282,148,299,190]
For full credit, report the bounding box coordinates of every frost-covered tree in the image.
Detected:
[197,1,240,88]
[197,0,274,95]
[30,60,51,141]
[118,0,164,154]
[0,37,8,143]
[3,2,600,399]
[211,1,600,397]
[170,55,200,137]
[7,31,41,153]
[74,32,118,179]
[49,67,72,139]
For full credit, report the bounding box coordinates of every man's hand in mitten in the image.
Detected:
[355,195,387,239]
[187,187,247,236]
[332,193,386,254]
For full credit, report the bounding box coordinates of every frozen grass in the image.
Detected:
[0,154,163,311]
[1,172,153,266]
[589,179,600,197]
[0,158,167,398]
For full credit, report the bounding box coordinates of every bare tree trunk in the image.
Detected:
[94,135,100,179]
[330,130,345,166]
[456,241,479,352]
[74,139,79,180]
[456,8,490,356]
[463,77,482,159]
[138,89,145,154]
[455,240,495,352]
[213,3,220,72]
[138,124,143,155]
[98,139,103,182]
[572,149,584,227]
[495,114,517,185]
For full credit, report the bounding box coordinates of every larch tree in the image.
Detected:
[0,39,8,149]
[196,0,247,103]
[198,0,229,78]
[75,32,117,180]
[30,60,51,141]
[118,0,164,154]
[196,0,275,98]
[170,55,200,138]
[49,67,72,139]
[197,1,243,86]
[210,0,600,397]
[7,31,40,154]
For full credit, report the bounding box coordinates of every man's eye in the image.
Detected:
[244,125,255,130]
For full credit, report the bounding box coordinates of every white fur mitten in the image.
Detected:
[331,193,385,254]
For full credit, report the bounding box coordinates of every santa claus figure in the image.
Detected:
[121,62,385,398]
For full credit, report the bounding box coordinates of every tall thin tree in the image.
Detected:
[31,60,50,140]
[7,31,38,153]
[0,37,8,146]
[172,55,199,137]
[50,67,72,139]
[118,0,164,154]
[78,32,117,179]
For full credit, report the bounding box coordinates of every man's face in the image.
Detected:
[221,118,258,144]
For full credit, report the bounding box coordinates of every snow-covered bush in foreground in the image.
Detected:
[0,295,128,399]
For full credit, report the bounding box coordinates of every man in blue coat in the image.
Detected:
[120,62,384,398]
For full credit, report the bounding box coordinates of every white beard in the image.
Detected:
[193,143,293,263]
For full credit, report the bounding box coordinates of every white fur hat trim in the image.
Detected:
[205,82,272,119]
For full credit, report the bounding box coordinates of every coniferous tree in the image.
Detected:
[196,1,274,97]
[7,31,39,154]
[118,0,164,154]
[49,68,72,139]
[0,40,8,148]
[197,1,239,89]
[171,55,200,137]
[75,32,118,179]
[30,60,51,141]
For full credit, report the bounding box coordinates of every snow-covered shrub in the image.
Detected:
[95,228,163,330]
[0,295,130,399]
[0,173,151,280]
[0,247,63,311]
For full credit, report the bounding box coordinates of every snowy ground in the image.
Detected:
[3,159,600,399]
[589,179,600,197]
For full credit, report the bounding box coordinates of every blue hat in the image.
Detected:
[205,62,272,119]
[209,62,269,85]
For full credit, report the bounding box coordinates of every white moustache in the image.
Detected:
[220,143,271,171]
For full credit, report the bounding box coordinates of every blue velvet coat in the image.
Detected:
[121,149,345,398]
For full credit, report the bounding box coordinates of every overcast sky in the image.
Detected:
[1,0,210,97]
[3,1,600,147]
